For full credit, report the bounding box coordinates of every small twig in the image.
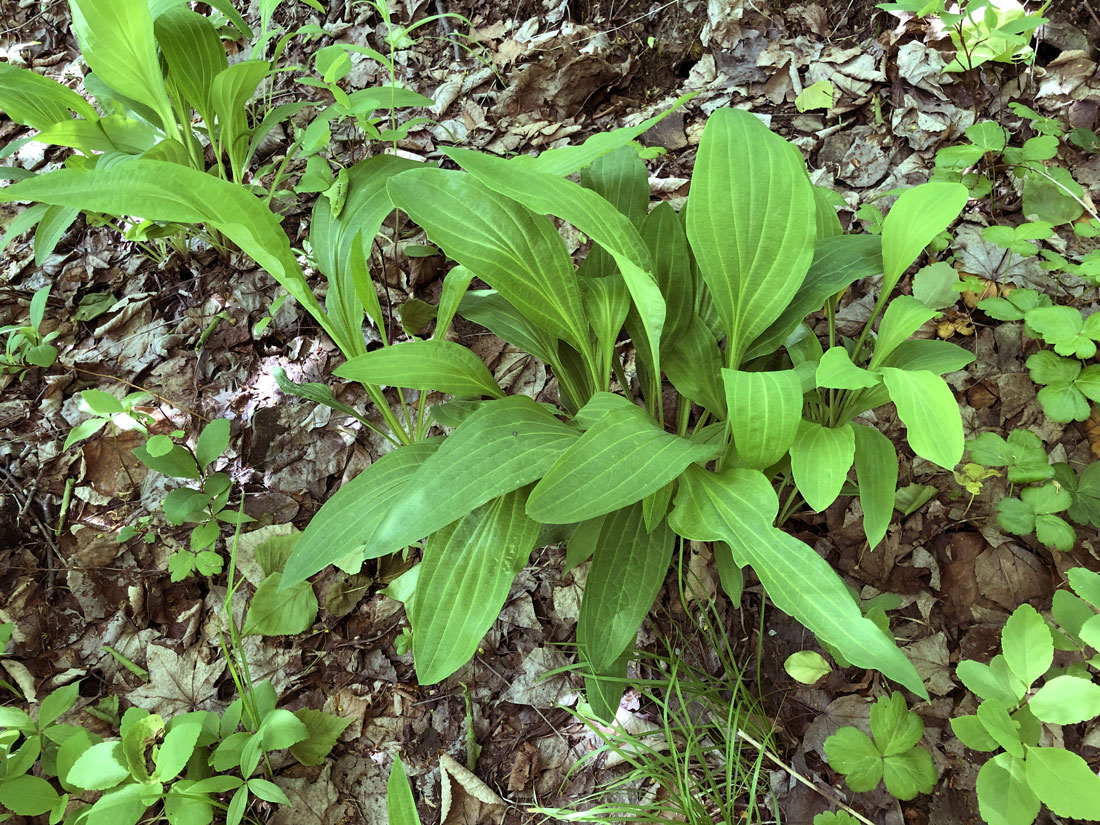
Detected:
[735,728,877,825]
[434,0,461,63]
[1084,0,1100,32]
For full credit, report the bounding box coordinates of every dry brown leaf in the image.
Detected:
[127,643,224,715]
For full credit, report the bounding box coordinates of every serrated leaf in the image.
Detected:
[243,573,317,636]
[882,746,935,800]
[870,692,924,756]
[289,708,352,766]
[824,727,882,792]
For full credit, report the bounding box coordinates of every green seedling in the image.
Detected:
[64,389,154,449]
[825,691,936,801]
[0,286,59,378]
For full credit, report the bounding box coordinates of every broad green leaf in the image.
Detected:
[388,757,422,825]
[1025,747,1100,819]
[1070,567,1100,609]
[640,200,694,342]
[977,699,1023,758]
[790,421,855,512]
[527,395,715,523]
[155,6,227,118]
[84,782,148,825]
[69,0,177,133]
[0,63,99,129]
[824,727,881,792]
[246,778,289,804]
[387,169,590,355]
[134,442,200,479]
[784,650,831,684]
[816,347,881,390]
[879,339,975,375]
[868,296,938,369]
[957,655,1026,706]
[68,740,130,790]
[446,147,664,383]
[154,719,201,781]
[289,708,352,766]
[210,60,269,179]
[663,315,726,415]
[852,423,897,550]
[579,145,649,275]
[0,775,60,816]
[583,643,632,723]
[722,368,803,469]
[880,182,968,298]
[746,234,882,361]
[258,708,309,750]
[1029,675,1100,724]
[367,396,578,558]
[1001,603,1053,688]
[335,339,502,398]
[578,504,674,671]
[411,488,540,684]
[977,753,1039,825]
[882,747,935,800]
[669,465,926,697]
[196,418,230,470]
[949,714,998,752]
[33,203,78,265]
[0,162,344,353]
[685,107,816,366]
[880,368,963,469]
[871,692,923,756]
[243,573,318,636]
[458,290,560,367]
[912,261,960,309]
[282,439,442,586]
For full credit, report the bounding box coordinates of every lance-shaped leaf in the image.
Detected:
[70,0,177,133]
[668,465,926,698]
[387,169,591,356]
[685,107,816,366]
[445,147,665,381]
[790,421,855,512]
[410,487,541,684]
[0,62,99,130]
[155,6,227,119]
[0,162,346,353]
[311,154,424,351]
[458,290,560,366]
[663,315,726,415]
[579,145,649,278]
[335,339,503,398]
[868,296,938,370]
[366,396,578,558]
[881,368,963,469]
[527,394,717,523]
[640,201,694,343]
[745,234,882,361]
[852,423,897,550]
[722,368,803,469]
[579,504,674,671]
[880,182,968,299]
[282,439,442,587]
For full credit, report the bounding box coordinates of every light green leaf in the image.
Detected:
[871,692,924,756]
[1025,747,1100,819]
[196,418,230,470]
[880,182,968,298]
[311,155,421,352]
[722,368,803,469]
[0,62,98,129]
[977,699,1023,758]
[795,80,835,112]
[669,466,926,697]
[882,747,935,800]
[824,727,882,792]
[852,423,897,549]
[388,757,422,825]
[243,573,318,636]
[282,439,442,586]
[368,396,577,558]
[289,708,352,766]
[446,146,664,383]
[881,368,963,469]
[434,266,475,342]
[387,169,590,355]
[1029,675,1100,724]
[335,339,503,398]
[912,261,960,309]
[868,296,938,370]
[578,503,674,671]
[949,714,998,752]
[957,655,1026,706]
[977,753,1039,825]
[663,315,727,415]
[1001,603,1053,688]
[784,650,831,684]
[790,421,855,512]
[0,162,344,353]
[84,782,148,825]
[68,740,130,790]
[0,774,60,816]
[527,394,715,523]
[685,107,816,366]
[154,5,227,117]
[69,0,177,132]
[259,708,309,750]
[640,201,694,342]
[410,488,540,684]
[816,347,881,390]
[154,719,201,781]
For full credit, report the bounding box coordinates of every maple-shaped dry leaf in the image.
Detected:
[127,644,225,716]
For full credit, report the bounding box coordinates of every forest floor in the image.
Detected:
[3,0,1100,823]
